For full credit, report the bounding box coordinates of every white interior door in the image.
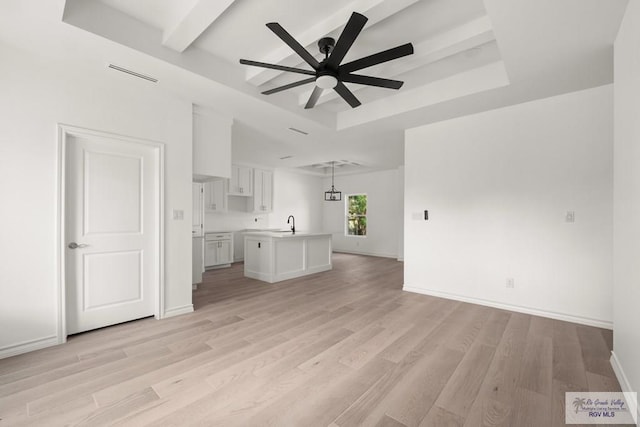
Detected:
[65,132,159,335]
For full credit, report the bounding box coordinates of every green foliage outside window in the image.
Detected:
[347,194,367,236]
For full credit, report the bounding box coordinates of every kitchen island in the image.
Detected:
[243,231,332,283]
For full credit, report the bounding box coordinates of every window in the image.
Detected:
[346,194,367,236]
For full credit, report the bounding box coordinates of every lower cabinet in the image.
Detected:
[244,237,272,276]
[243,233,332,283]
[205,233,233,268]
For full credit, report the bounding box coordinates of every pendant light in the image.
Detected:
[324,161,342,201]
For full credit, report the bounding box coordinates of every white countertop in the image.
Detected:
[242,231,331,239]
[204,228,280,234]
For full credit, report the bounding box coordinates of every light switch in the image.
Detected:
[173,209,184,220]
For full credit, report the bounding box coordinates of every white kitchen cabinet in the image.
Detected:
[244,237,272,276]
[204,179,226,212]
[192,106,232,181]
[228,165,252,196]
[244,232,332,283]
[192,182,203,236]
[253,169,273,213]
[205,232,233,268]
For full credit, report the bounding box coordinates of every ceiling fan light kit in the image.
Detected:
[316,74,338,89]
[240,12,414,109]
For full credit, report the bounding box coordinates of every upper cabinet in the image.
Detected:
[204,179,226,213]
[228,164,253,196]
[253,169,273,213]
[192,106,232,181]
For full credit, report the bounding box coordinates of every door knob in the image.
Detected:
[68,242,89,249]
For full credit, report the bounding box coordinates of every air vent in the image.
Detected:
[288,127,309,135]
[108,64,158,83]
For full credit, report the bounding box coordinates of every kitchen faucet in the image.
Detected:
[287,215,295,234]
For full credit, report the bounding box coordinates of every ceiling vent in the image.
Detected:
[288,127,309,135]
[108,64,158,83]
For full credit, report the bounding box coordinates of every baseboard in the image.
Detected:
[611,351,633,391]
[333,250,398,259]
[0,335,59,360]
[163,304,194,318]
[610,351,639,423]
[403,285,613,329]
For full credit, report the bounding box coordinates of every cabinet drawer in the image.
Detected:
[205,232,232,241]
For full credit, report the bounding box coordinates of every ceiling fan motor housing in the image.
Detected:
[318,37,336,56]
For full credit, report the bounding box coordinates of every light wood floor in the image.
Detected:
[0,253,620,426]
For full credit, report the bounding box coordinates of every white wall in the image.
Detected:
[323,169,402,258]
[613,0,640,400]
[0,44,193,356]
[269,169,324,233]
[205,211,270,233]
[404,85,613,328]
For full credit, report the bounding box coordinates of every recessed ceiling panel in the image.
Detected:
[100,0,200,31]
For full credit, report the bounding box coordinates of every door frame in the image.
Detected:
[56,124,165,344]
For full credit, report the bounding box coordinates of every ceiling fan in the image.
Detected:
[239,12,414,109]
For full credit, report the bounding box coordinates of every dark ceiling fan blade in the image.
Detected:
[266,22,320,70]
[239,59,316,76]
[262,77,316,95]
[339,43,414,74]
[326,12,368,69]
[340,73,404,89]
[305,86,323,109]
[334,82,361,108]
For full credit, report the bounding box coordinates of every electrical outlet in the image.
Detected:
[506,278,515,288]
[565,211,575,223]
[172,209,184,220]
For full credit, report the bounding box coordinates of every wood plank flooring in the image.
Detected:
[0,253,620,426]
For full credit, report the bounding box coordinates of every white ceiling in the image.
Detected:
[0,0,629,175]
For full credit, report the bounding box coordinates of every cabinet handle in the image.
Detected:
[258,242,261,248]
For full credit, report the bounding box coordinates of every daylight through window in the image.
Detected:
[347,194,367,236]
